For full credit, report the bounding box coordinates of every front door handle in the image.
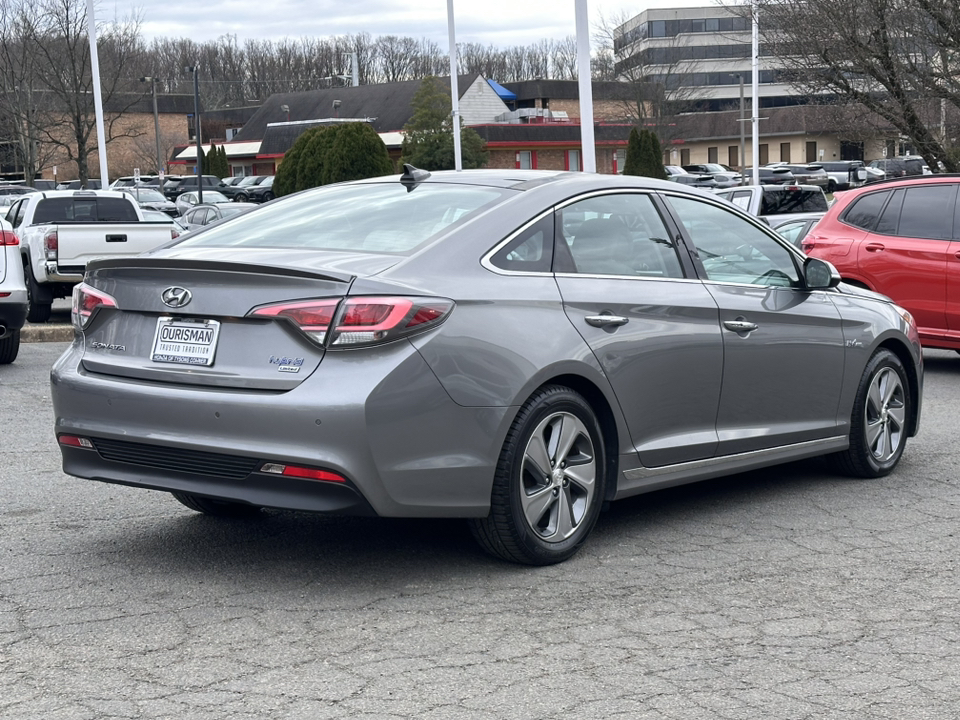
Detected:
[864,243,885,252]
[585,315,629,328]
[723,319,758,333]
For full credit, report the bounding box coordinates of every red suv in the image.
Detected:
[803,175,960,350]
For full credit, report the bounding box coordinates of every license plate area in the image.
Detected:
[151,317,221,366]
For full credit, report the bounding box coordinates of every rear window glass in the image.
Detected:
[33,197,139,223]
[176,182,512,255]
[843,191,890,231]
[760,188,828,214]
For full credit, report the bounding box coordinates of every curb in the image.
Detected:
[21,324,74,343]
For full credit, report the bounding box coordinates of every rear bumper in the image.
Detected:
[0,293,27,334]
[51,339,510,518]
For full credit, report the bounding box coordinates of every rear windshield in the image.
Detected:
[33,197,139,223]
[760,189,828,215]
[176,182,512,255]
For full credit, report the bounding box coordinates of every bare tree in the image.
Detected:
[745,0,959,171]
[21,0,146,184]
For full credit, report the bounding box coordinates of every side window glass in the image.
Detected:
[7,200,21,226]
[489,213,554,272]
[875,189,904,235]
[728,191,752,211]
[558,193,684,278]
[898,185,957,240]
[843,191,890,231]
[666,195,800,287]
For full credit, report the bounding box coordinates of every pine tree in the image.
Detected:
[273,130,313,197]
[622,127,643,176]
[322,123,394,185]
[196,145,206,175]
[400,76,487,170]
[295,126,337,191]
[645,132,668,180]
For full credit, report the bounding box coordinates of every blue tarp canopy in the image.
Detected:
[487,79,517,101]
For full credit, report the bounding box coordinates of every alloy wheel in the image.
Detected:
[864,366,906,463]
[519,411,596,542]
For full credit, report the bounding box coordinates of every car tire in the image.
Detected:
[234,193,248,203]
[262,192,275,202]
[827,179,837,194]
[172,492,263,518]
[24,262,52,324]
[0,329,20,364]
[831,349,910,478]
[469,385,606,565]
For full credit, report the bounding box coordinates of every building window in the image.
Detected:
[759,143,769,165]
[614,149,626,174]
[517,151,535,169]
[566,149,582,172]
[806,141,817,163]
[680,148,690,166]
[708,146,718,163]
[728,146,738,168]
[781,142,791,162]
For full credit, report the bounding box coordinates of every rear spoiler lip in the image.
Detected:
[85,256,355,284]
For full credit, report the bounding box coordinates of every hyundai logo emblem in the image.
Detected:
[161,286,192,308]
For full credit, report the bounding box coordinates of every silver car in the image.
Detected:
[51,169,923,565]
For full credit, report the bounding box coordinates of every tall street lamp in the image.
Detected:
[185,65,202,204]
[140,76,163,175]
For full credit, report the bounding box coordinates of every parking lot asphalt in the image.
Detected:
[20,298,73,343]
[2,344,959,719]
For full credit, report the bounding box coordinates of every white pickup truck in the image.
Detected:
[5,190,178,322]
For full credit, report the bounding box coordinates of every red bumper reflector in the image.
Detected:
[260,462,346,483]
[59,435,94,449]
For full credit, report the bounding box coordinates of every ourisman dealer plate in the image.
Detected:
[151,318,221,366]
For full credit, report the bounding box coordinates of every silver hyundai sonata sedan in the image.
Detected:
[51,168,923,565]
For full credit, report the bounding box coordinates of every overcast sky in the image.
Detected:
[111,0,717,48]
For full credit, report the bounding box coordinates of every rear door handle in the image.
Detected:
[864,243,885,252]
[585,315,629,328]
[723,319,758,333]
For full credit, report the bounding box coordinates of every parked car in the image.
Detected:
[681,163,743,188]
[56,179,102,190]
[765,163,829,188]
[179,202,258,232]
[0,184,40,209]
[175,190,231,216]
[769,213,825,249]
[245,175,276,203]
[5,190,177,322]
[715,184,830,226]
[818,161,868,193]
[51,169,922,565]
[866,157,926,181]
[221,175,268,201]
[117,187,179,217]
[803,174,960,350]
[141,209,188,239]
[162,174,224,200]
[669,174,719,189]
[111,175,160,189]
[0,216,27,364]
[32,180,58,191]
[743,167,796,185]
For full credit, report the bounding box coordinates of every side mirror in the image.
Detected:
[804,257,841,289]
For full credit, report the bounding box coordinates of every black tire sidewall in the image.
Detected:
[500,387,606,563]
[851,350,910,476]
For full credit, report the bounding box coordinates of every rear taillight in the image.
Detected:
[0,229,18,246]
[72,282,118,330]
[58,435,94,449]
[170,229,180,240]
[330,296,454,347]
[259,462,345,483]
[247,296,454,348]
[249,298,341,343]
[44,230,58,260]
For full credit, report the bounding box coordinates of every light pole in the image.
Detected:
[185,65,202,204]
[140,76,163,175]
[738,73,746,185]
[280,104,290,122]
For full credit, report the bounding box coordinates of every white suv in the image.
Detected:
[0,216,27,363]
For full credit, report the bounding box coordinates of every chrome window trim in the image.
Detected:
[482,188,682,278]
